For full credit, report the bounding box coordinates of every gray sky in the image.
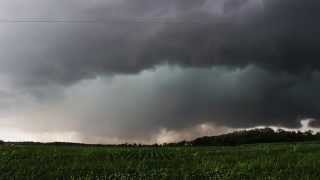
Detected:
[0,0,320,143]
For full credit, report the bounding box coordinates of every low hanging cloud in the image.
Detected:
[4,65,320,143]
[0,0,320,142]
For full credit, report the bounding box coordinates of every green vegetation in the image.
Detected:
[1,142,320,179]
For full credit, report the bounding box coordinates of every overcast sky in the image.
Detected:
[0,0,320,144]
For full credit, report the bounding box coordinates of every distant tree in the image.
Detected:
[304,130,314,136]
[188,128,320,147]
[152,143,159,147]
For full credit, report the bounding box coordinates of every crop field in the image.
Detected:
[0,142,320,179]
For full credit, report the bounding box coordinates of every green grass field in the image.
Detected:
[1,142,320,179]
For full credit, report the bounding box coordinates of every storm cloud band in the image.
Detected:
[0,0,320,143]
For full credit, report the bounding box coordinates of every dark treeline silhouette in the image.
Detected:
[1,128,320,147]
[161,128,320,146]
[185,128,319,146]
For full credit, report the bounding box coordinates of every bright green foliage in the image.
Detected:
[0,142,320,179]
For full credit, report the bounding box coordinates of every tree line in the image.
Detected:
[173,128,319,146]
[1,128,319,147]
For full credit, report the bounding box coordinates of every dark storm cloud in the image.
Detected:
[3,0,319,86]
[129,66,320,130]
[1,0,320,142]
[143,0,320,74]
[1,0,254,86]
